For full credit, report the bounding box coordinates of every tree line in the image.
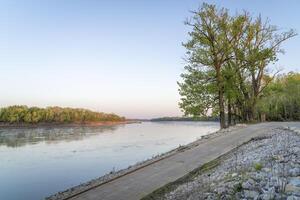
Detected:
[178,3,297,128]
[258,73,300,121]
[0,105,125,124]
[150,116,218,122]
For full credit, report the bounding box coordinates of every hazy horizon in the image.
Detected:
[1,0,299,119]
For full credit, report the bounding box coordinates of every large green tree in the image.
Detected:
[179,3,296,128]
[231,15,296,121]
[181,3,244,128]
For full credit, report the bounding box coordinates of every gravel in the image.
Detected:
[161,126,300,200]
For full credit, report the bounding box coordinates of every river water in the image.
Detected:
[0,121,219,200]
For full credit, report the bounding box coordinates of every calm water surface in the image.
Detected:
[0,121,219,200]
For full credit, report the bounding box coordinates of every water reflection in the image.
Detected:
[0,125,121,147]
[0,121,219,200]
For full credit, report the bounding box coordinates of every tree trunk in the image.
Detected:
[232,106,237,125]
[216,68,226,129]
[228,98,232,126]
[248,107,255,122]
[248,98,257,122]
[219,90,226,129]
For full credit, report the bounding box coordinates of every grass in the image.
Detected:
[254,163,263,171]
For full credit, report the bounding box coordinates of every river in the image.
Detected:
[0,121,219,200]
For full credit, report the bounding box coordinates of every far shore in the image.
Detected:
[0,120,140,129]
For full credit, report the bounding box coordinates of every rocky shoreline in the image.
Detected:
[145,126,300,200]
[46,125,244,200]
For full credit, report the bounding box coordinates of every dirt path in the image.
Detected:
[68,122,300,200]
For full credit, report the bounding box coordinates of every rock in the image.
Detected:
[289,176,300,187]
[235,192,242,199]
[270,176,278,184]
[260,187,275,200]
[286,177,300,193]
[261,193,275,200]
[252,172,265,180]
[290,177,300,187]
[290,168,300,176]
[262,168,271,173]
[205,193,217,200]
[244,190,259,199]
[242,179,255,190]
[215,186,226,194]
[158,131,300,200]
[287,195,300,200]
[201,135,210,139]
[242,182,252,190]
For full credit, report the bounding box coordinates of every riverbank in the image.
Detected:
[0,120,139,129]
[47,125,245,200]
[46,122,300,200]
[143,126,300,200]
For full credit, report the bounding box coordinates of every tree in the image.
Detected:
[0,105,125,124]
[178,66,218,117]
[233,16,296,121]
[182,3,237,128]
[258,73,300,121]
[180,4,249,128]
[179,3,296,128]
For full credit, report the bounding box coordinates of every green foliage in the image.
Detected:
[254,163,263,171]
[233,182,243,193]
[179,3,297,127]
[178,67,218,117]
[258,73,300,121]
[0,105,125,124]
[150,116,218,122]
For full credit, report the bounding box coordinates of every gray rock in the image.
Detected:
[215,186,226,194]
[286,177,300,193]
[252,172,265,180]
[261,193,275,200]
[287,195,300,200]
[290,177,300,187]
[205,193,217,200]
[201,135,210,139]
[262,168,271,173]
[244,190,259,199]
[235,192,242,199]
[260,188,275,200]
[160,131,300,200]
[242,179,256,190]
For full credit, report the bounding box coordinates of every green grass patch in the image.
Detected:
[254,163,263,171]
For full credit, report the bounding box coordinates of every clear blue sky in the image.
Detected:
[0,0,299,119]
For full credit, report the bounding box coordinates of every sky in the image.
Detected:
[0,0,299,119]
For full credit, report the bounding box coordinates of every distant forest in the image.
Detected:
[151,116,218,122]
[257,73,300,121]
[0,106,125,124]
